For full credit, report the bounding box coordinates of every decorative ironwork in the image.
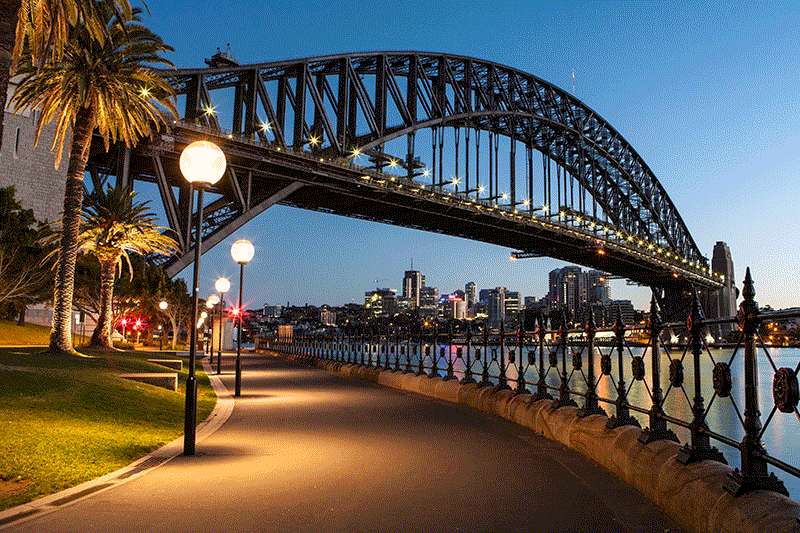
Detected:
[773,368,799,414]
[712,362,731,397]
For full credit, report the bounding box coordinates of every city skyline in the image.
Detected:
[141,1,799,312]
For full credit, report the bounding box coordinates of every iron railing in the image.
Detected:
[266,268,800,497]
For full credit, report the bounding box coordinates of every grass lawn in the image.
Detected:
[0,320,51,346]
[0,340,217,510]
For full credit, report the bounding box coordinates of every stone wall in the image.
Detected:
[1,83,70,224]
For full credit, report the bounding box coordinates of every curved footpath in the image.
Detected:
[0,353,702,532]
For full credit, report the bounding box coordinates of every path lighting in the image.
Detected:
[180,139,226,457]
[215,277,231,377]
[231,239,255,397]
[158,325,163,351]
[206,295,219,359]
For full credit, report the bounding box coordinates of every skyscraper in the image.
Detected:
[403,270,424,308]
[465,282,477,309]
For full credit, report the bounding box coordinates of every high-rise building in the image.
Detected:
[505,291,520,326]
[465,282,477,309]
[587,270,610,303]
[402,270,424,308]
[419,286,439,318]
[365,288,398,317]
[488,287,506,327]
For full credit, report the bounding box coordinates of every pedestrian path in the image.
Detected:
[2,354,680,532]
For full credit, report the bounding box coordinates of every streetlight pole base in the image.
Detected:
[183,376,197,456]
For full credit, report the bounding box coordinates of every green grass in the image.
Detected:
[0,320,52,345]
[0,346,216,510]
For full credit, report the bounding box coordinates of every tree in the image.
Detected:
[74,183,177,348]
[0,186,53,321]
[0,0,133,149]
[11,4,176,353]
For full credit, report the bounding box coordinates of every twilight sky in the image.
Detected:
[143,0,800,311]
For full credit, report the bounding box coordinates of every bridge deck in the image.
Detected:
[7,353,680,533]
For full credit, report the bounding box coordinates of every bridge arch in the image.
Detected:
[86,52,719,289]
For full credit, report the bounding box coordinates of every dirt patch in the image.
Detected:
[0,477,32,498]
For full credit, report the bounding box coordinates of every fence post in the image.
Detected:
[606,307,639,428]
[677,287,725,464]
[480,323,492,386]
[639,291,678,443]
[430,323,440,378]
[444,323,456,380]
[535,314,552,400]
[515,324,529,395]
[553,310,576,408]
[578,307,605,417]
[497,321,511,390]
[462,324,476,384]
[724,268,788,495]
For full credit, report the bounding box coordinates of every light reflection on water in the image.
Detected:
[354,342,800,499]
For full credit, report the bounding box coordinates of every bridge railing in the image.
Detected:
[266,268,800,498]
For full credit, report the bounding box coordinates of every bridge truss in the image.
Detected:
[86,52,721,290]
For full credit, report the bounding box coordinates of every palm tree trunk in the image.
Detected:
[49,105,95,353]
[90,258,115,347]
[0,0,22,146]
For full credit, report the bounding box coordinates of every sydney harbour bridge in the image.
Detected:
[85,51,723,296]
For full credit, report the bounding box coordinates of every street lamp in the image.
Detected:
[158,324,163,350]
[231,239,255,397]
[180,139,226,457]
[215,277,231,376]
[206,296,218,359]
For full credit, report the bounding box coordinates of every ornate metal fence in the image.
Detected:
[267,268,800,498]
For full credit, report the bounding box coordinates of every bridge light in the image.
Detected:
[204,104,216,116]
[590,221,596,228]
[542,205,549,213]
[647,244,654,250]
[361,175,370,180]
[260,122,272,132]
[479,186,486,193]
[523,199,530,206]
[575,216,582,223]
[626,235,633,242]
[615,231,622,237]
[139,87,151,98]
[351,148,361,157]
[501,193,509,200]
[308,136,320,146]
[559,211,566,218]
[389,159,398,167]
[657,247,663,253]
[720,275,725,282]
[452,177,459,185]
[638,240,644,246]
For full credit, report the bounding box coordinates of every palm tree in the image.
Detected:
[0,0,133,151]
[11,5,176,353]
[76,183,178,348]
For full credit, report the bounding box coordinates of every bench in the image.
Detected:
[118,373,178,391]
[147,359,183,371]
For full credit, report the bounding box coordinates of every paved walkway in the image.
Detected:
[3,354,680,532]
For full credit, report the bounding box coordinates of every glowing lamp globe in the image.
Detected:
[159,300,168,310]
[201,311,208,319]
[207,294,220,305]
[180,141,226,185]
[231,239,255,264]
[215,277,231,294]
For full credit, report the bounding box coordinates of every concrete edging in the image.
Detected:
[0,359,234,531]
[288,354,800,533]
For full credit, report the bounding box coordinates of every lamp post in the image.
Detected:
[231,239,255,397]
[120,317,128,344]
[206,295,218,360]
[215,277,230,375]
[158,300,169,351]
[179,140,226,457]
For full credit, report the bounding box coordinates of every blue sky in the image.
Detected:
[144,0,800,311]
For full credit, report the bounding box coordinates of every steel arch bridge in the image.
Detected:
[86,51,722,291]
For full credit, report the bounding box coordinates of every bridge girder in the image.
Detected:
[84,52,721,291]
